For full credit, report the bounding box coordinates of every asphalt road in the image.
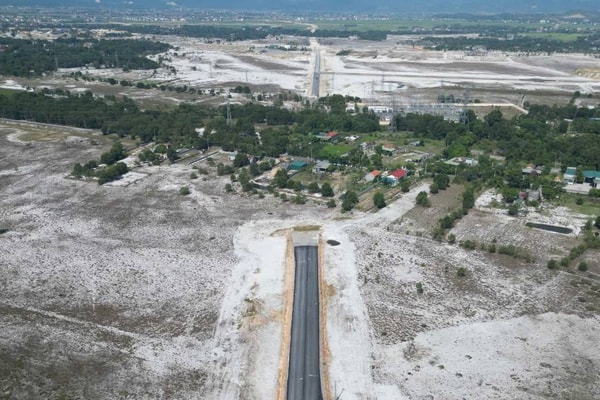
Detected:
[287,245,323,400]
[312,51,320,97]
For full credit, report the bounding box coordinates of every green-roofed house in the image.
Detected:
[583,170,600,186]
[288,160,308,171]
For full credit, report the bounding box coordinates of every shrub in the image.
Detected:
[416,282,424,294]
[416,191,429,206]
[373,192,386,209]
[179,186,190,195]
[190,172,198,179]
[326,199,336,208]
[488,243,496,253]
[460,240,477,250]
[447,233,456,244]
[430,182,439,194]
[578,261,589,272]
[547,259,559,269]
[401,180,410,193]
[456,267,467,277]
[440,215,454,230]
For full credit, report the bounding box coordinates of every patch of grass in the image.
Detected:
[319,143,353,159]
[558,193,600,216]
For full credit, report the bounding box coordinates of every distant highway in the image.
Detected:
[312,51,321,97]
[287,246,323,400]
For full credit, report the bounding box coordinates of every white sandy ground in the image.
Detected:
[2,35,600,397]
[375,312,600,400]
[1,126,599,398]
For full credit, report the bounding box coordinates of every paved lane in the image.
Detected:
[312,51,321,97]
[287,245,323,400]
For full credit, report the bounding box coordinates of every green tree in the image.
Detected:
[167,146,178,163]
[430,182,439,194]
[508,203,519,216]
[321,182,334,197]
[308,181,320,193]
[416,191,429,206]
[342,190,359,212]
[100,141,127,165]
[400,180,410,193]
[233,152,249,168]
[373,192,386,209]
[462,188,475,210]
[274,168,288,188]
[433,174,450,190]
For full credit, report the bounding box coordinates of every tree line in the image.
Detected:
[0,37,169,77]
[418,32,600,54]
[1,87,598,171]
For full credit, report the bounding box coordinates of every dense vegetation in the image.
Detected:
[77,24,388,41]
[0,91,380,159]
[0,88,598,175]
[0,38,169,77]
[418,32,600,54]
[394,106,600,170]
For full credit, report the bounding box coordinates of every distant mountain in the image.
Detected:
[1,0,598,14]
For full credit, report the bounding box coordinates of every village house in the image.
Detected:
[381,143,397,155]
[385,169,407,186]
[364,170,381,182]
[316,131,338,142]
[563,167,577,184]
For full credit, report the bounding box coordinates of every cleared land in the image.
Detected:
[2,34,600,109]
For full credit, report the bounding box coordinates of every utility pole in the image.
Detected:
[331,72,335,94]
[389,95,397,132]
[226,94,232,126]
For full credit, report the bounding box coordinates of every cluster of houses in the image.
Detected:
[364,168,408,186]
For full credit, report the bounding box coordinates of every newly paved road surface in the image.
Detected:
[287,245,323,400]
[312,51,321,97]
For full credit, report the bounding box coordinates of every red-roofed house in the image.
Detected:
[364,169,381,182]
[385,169,407,186]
